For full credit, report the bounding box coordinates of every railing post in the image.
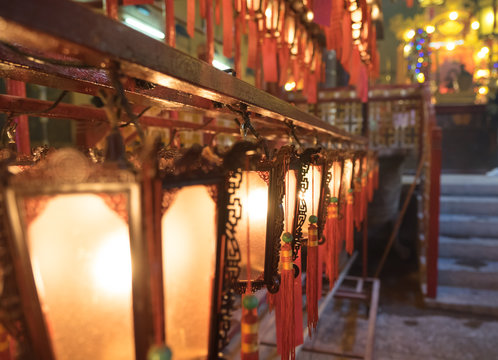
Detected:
[427,126,441,298]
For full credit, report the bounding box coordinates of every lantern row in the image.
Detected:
[0,141,378,360]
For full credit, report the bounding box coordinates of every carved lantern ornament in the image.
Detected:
[158,145,227,358]
[3,148,153,360]
[222,141,284,295]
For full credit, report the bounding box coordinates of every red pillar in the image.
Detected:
[6,79,30,155]
[427,126,442,298]
[104,0,118,20]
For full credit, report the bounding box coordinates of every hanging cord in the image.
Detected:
[226,103,269,158]
[284,120,302,148]
[109,65,145,142]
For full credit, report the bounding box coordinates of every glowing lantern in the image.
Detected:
[265,0,285,36]
[477,0,498,37]
[223,142,284,294]
[4,148,152,360]
[284,10,297,48]
[159,146,228,358]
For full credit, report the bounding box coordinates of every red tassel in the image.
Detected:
[247,20,258,69]
[346,190,354,255]
[241,294,259,360]
[199,0,206,18]
[215,0,221,25]
[263,37,278,83]
[306,221,319,336]
[294,251,304,347]
[165,0,175,47]
[374,163,379,190]
[206,0,214,63]
[361,175,367,220]
[187,0,195,38]
[325,200,339,285]
[222,0,233,58]
[280,237,296,360]
[407,0,413,7]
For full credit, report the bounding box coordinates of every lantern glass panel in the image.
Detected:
[284,14,296,46]
[479,5,495,36]
[283,169,298,233]
[301,165,321,230]
[343,159,353,190]
[162,185,216,359]
[328,161,343,198]
[9,189,138,360]
[234,171,269,281]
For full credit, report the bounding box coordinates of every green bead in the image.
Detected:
[348,188,354,193]
[147,345,172,360]
[309,215,318,224]
[243,294,259,310]
[329,196,338,204]
[282,232,293,243]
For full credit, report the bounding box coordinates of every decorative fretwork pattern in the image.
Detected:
[218,168,242,350]
[292,161,309,260]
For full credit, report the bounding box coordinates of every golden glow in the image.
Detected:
[425,25,435,34]
[234,171,269,281]
[418,57,424,63]
[404,29,415,40]
[352,29,361,39]
[471,21,480,30]
[93,234,132,296]
[28,193,135,360]
[162,186,216,359]
[265,7,272,18]
[486,11,494,26]
[446,42,455,51]
[479,86,489,95]
[306,11,314,22]
[352,22,361,30]
[476,69,490,78]
[481,46,490,55]
[416,72,425,83]
[404,44,412,56]
[283,170,297,232]
[449,11,458,21]
[351,9,362,23]
[343,159,353,190]
[284,81,296,91]
[371,4,380,20]
[328,161,343,197]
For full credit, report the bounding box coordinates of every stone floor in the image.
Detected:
[293,255,498,360]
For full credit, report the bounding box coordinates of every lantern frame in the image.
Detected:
[159,146,230,357]
[222,141,285,295]
[290,147,323,260]
[2,148,153,360]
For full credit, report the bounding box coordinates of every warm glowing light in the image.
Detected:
[284,81,296,91]
[449,11,458,21]
[404,44,412,55]
[351,9,362,23]
[418,57,424,63]
[212,59,231,70]
[235,171,269,280]
[302,165,322,231]
[352,22,362,30]
[476,69,490,78]
[162,186,216,359]
[416,72,425,83]
[481,46,490,55]
[123,16,165,40]
[306,11,314,21]
[27,193,135,360]
[471,21,480,30]
[352,29,361,39]
[479,86,489,95]
[93,234,132,295]
[405,29,415,40]
[371,4,380,20]
[426,25,435,34]
[446,42,455,51]
[265,7,272,18]
[485,11,494,26]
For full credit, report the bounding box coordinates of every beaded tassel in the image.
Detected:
[241,295,259,360]
[280,232,296,360]
[325,197,339,285]
[306,215,319,336]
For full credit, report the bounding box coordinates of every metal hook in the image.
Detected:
[284,120,302,148]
